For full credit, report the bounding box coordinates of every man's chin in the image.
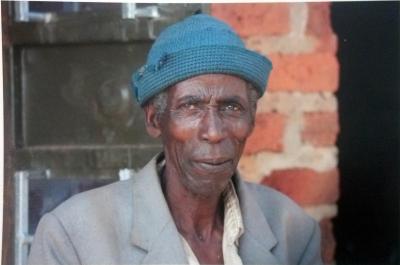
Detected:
[184,172,233,197]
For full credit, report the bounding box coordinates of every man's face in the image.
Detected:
[156,74,256,196]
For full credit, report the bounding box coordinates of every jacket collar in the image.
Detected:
[130,153,279,264]
[235,175,280,264]
[130,153,188,264]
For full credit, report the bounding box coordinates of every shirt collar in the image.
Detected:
[156,153,244,245]
[222,180,244,246]
[156,154,244,264]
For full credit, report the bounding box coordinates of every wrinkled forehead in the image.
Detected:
[167,74,251,102]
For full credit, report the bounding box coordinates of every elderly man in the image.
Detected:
[28,14,323,265]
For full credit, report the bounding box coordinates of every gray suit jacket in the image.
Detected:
[28,155,323,265]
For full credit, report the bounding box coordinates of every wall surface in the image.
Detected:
[211,3,339,264]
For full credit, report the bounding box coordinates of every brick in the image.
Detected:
[315,34,338,53]
[211,3,290,37]
[306,3,333,37]
[267,53,339,92]
[302,112,339,147]
[306,2,338,54]
[239,146,337,183]
[243,113,286,155]
[261,168,339,206]
[319,218,336,263]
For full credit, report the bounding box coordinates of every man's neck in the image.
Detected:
[161,168,225,241]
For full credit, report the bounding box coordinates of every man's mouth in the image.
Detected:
[193,158,233,172]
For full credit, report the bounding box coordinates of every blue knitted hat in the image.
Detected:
[132,14,272,105]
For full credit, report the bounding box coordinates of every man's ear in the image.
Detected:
[143,103,162,138]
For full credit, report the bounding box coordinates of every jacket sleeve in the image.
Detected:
[28,213,81,265]
[298,220,324,265]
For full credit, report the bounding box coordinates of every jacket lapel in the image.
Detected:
[130,155,187,264]
[129,154,280,265]
[236,175,281,265]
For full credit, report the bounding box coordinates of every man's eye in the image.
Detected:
[181,102,198,110]
[222,103,241,112]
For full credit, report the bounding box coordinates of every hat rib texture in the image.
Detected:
[132,14,272,105]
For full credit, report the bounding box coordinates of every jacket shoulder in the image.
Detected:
[29,179,136,265]
[53,179,132,218]
[243,181,312,223]
[243,181,322,264]
[49,179,134,239]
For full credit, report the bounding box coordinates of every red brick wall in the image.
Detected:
[212,3,339,264]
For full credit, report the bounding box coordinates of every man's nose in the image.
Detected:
[200,108,226,143]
